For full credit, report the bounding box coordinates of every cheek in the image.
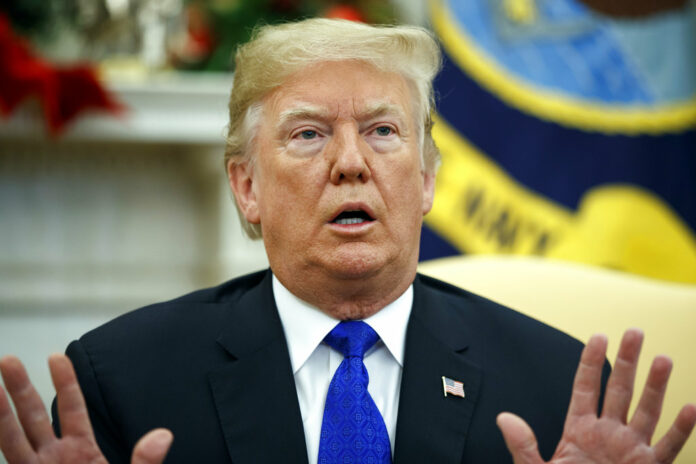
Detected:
[380,160,425,221]
[258,159,326,228]
[391,152,424,195]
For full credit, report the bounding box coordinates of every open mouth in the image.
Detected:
[331,209,375,225]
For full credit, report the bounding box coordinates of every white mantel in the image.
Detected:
[0,72,235,144]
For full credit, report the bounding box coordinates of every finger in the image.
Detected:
[628,354,672,441]
[0,356,55,449]
[49,354,95,440]
[601,329,643,422]
[565,334,608,421]
[653,403,696,464]
[131,428,173,464]
[0,383,37,463]
[497,413,545,464]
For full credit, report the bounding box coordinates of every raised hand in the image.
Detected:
[497,329,696,464]
[0,354,173,464]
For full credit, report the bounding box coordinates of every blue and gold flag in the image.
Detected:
[422,0,696,284]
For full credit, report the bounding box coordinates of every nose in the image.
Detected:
[328,124,372,184]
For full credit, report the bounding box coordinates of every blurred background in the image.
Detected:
[0,0,695,461]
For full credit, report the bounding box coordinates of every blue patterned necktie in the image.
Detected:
[318,321,392,464]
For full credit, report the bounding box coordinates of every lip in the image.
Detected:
[328,202,377,223]
[327,219,376,236]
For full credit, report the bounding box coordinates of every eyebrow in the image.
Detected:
[276,102,409,128]
[277,105,333,128]
[360,102,409,126]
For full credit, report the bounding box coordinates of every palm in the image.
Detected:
[32,437,107,464]
[554,416,656,464]
[0,355,171,464]
[498,330,696,464]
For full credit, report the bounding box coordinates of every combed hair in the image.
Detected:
[225,18,442,239]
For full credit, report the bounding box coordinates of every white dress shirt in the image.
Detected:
[273,275,413,464]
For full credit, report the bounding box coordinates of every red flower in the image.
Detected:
[0,14,124,135]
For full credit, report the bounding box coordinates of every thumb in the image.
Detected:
[131,428,173,464]
[497,412,545,464]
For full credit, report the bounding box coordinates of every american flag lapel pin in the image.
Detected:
[442,376,465,398]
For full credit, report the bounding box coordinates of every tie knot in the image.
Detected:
[324,321,379,359]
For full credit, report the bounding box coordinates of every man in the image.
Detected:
[0,18,694,464]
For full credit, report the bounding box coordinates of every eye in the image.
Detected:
[374,126,393,136]
[300,130,317,139]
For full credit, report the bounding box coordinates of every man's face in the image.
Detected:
[229,60,435,291]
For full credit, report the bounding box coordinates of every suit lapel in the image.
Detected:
[393,275,482,464]
[208,271,309,464]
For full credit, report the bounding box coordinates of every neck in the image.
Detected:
[272,266,416,320]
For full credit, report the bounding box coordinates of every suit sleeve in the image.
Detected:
[51,339,130,464]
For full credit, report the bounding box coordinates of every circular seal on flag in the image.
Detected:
[431,0,696,134]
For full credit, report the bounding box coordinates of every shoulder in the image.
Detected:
[77,269,270,352]
[414,272,585,357]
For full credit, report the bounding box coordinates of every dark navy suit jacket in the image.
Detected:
[53,270,609,463]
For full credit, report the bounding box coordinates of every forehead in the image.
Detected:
[262,60,415,121]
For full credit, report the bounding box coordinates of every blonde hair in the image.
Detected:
[225,18,442,238]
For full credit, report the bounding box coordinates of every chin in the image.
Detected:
[323,251,386,280]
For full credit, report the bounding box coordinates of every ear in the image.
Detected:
[421,171,436,215]
[227,159,261,224]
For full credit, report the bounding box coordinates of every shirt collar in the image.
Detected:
[273,274,413,374]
